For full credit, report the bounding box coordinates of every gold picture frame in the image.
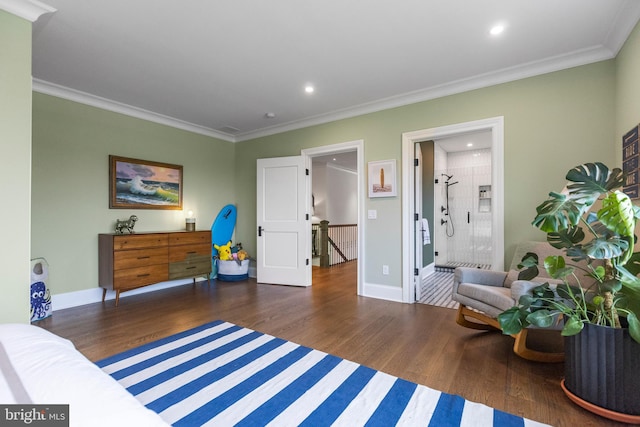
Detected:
[109,155,183,209]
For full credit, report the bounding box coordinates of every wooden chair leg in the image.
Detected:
[512,329,564,363]
[456,305,564,363]
[455,305,500,331]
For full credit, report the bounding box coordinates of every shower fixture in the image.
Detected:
[442,173,456,237]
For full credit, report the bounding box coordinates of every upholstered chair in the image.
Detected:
[451,241,569,363]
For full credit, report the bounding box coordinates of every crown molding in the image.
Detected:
[32,79,236,142]
[32,9,637,145]
[33,43,614,145]
[0,0,55,22]
[603,1,640,54]
[234,44,616,142]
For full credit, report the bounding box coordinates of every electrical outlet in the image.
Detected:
[382,265,389,275]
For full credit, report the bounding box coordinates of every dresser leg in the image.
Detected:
[102,288,107,302]
[115,290,120,307]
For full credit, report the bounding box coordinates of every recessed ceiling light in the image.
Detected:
[264,112,276,119]
[467,143,473,147]
[305,85,315,94]
[490,24,505,36]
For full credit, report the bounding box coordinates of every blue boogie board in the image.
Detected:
[210,204,237,278]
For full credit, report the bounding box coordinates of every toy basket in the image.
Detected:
[216,259,249,281]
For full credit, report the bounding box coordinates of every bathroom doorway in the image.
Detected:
[401,117,504,303]
[433,132,493,270]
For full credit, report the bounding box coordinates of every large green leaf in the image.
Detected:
[600,279,622,293]
[598,191,635,240]
[532,192,585,233]
[497,307,528,335]
[547,227,585,249]
[565,163,624,198]
[581,236,627,260]
[565,245,590,262]
[526,309,557,328]
[627,312,640,344]
[624,253,640,276]
[517,253,539,280]
[530,282,556,300]
[617,265,640,299]
[544,256,566,278]
[562,315,585,336]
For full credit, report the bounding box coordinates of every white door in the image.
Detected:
[256,156,311,286]
[414,143,423,301]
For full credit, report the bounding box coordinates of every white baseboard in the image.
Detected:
[361,282,404,303]
[52,268,258,311]
[51,278,197,310]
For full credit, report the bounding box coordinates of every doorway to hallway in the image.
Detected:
[302,140,364,295]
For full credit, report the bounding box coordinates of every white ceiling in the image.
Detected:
[29,0,640,142]
[312,151,358,172]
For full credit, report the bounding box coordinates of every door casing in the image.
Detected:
[401,117,505,303]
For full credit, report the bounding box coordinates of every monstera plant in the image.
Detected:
[497,162,640,422]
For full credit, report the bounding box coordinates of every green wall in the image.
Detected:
[617,19,640,157]
[31,93,236,296]
[0,11,32,323]
[234,61,617,289]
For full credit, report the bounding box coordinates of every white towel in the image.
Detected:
[421,218,431,245]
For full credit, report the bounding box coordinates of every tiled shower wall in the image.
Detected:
[435,148,492,266]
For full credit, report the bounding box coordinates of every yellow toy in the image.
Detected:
[214,241,233,261]
[237,249,249,261]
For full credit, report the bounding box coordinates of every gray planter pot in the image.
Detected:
[564,322,640,418]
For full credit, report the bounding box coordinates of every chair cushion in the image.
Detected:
[504,269,520,288]
[457,282,515,312]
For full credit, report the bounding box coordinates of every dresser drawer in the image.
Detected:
[168,231,210,246]
[113,234,168,250]
[169,258,210,279]
[114,265,168,290]
[169,243,211,263]
[114,247,167,270]
[99,230,211,305]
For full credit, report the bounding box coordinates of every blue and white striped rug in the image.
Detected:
[97,320,548,426]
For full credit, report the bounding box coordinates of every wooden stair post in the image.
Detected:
[320,220,329,267]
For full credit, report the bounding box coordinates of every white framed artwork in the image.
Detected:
[368,159,397,198]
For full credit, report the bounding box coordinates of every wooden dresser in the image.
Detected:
[98,230,211,305]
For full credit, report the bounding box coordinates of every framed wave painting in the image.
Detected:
[109,155,183,209]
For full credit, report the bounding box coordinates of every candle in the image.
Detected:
[185,210,196,231]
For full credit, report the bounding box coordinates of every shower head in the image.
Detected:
[442,174,453,181]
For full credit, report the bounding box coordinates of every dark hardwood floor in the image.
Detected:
[38,262,624,426]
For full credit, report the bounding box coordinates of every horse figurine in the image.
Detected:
[114,215,138,234]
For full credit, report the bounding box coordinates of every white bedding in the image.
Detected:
[0,323,168,427]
